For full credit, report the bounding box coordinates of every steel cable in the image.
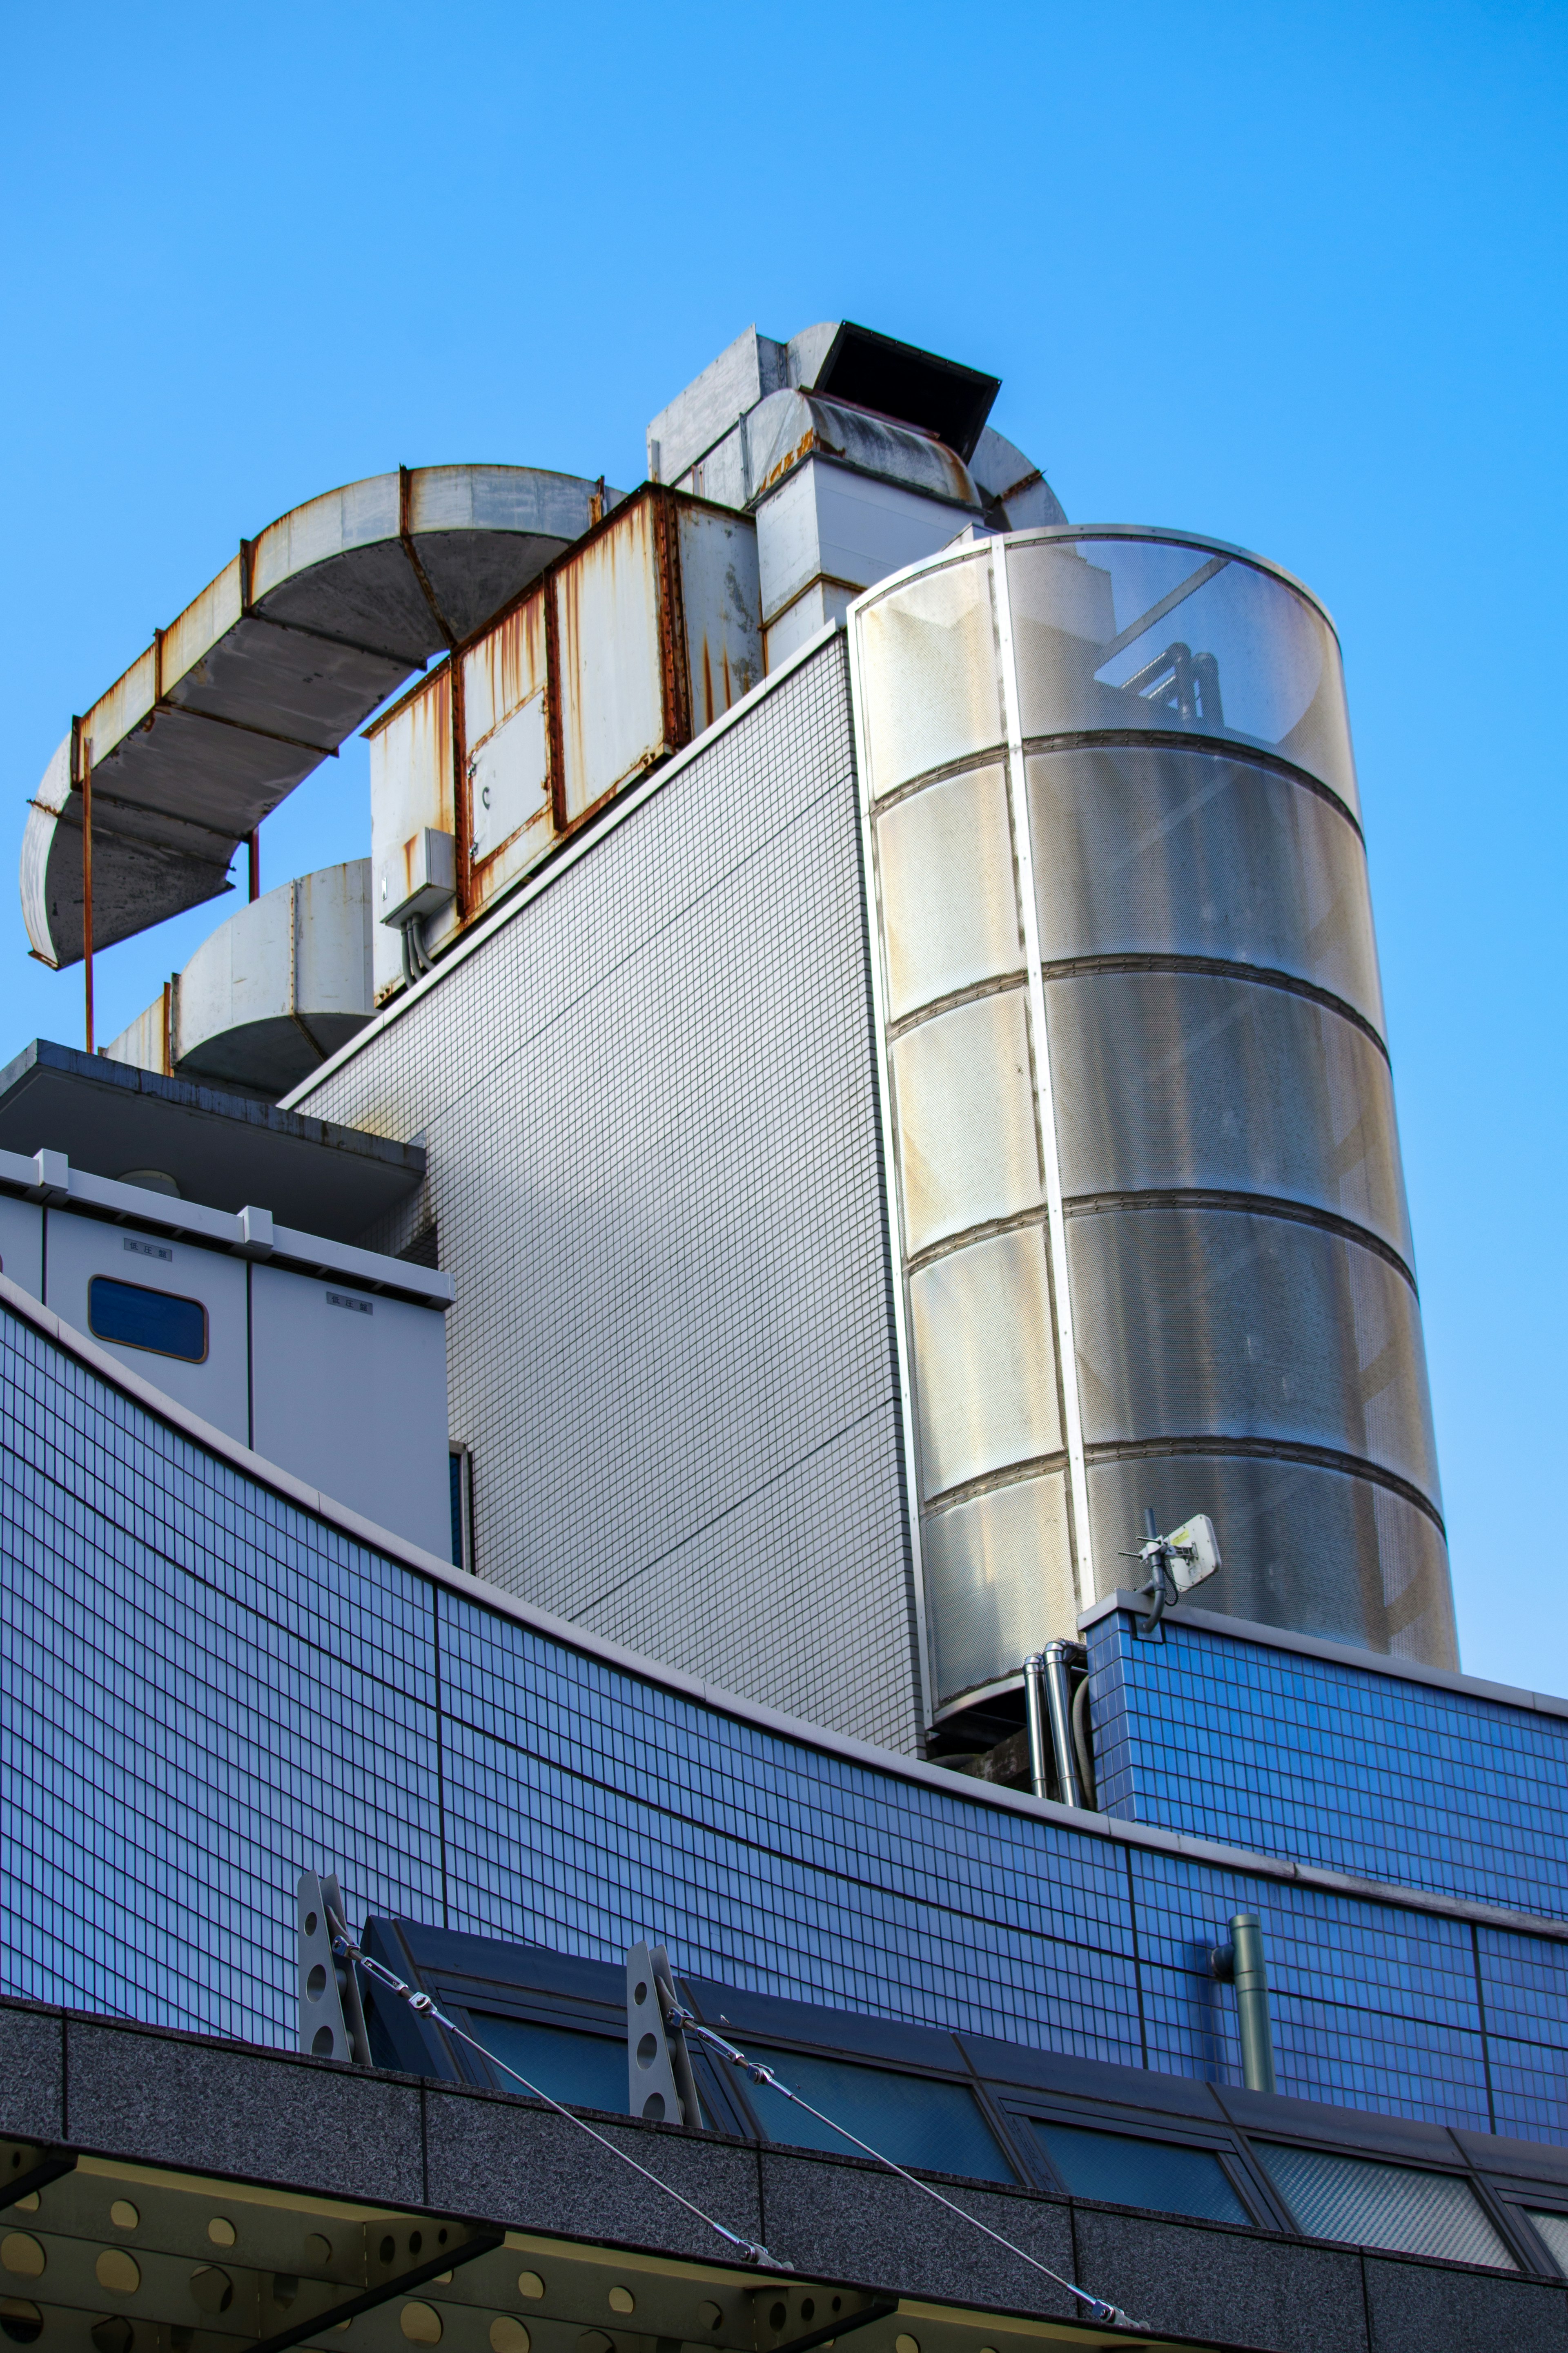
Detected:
[326,1914,782,2269]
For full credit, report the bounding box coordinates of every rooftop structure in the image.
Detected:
[0,319,1528,2353]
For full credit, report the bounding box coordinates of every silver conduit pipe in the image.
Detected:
[1023,1643,1091,1809]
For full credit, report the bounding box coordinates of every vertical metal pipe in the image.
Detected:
[1042,1641,1086,1809]
[1024,1646,1087,1807]
[248,829,261,902]
[81,734,94,1055]
[1022,1653,1051,1800]
[1229,1912,1276,2095]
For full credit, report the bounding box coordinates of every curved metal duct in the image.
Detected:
[22,464,610,969]
[102,859,374,1100]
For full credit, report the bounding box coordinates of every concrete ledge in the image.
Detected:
[1069,2206,1367,2353]
[4,1999,1565,2353]
[62,2012,425,2209]
[1360,2250,1568,2352]
[758,2146,1079,2318]
[423,2077,764,2261]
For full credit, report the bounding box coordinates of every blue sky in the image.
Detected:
[2,1,1563,1686]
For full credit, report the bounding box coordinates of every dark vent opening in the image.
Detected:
[811,324,1000,461]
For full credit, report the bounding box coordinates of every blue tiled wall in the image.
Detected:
[1087,1606,1568,1923]
[3,1300,1567,2142]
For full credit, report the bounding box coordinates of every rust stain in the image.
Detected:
[755,428,819,497]
[701,636,715,732]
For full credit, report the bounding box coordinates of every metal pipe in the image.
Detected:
[1022,1652,1051,1800]
[248,828,261,902]
[81,732,94,1055]
[1042,1641,1086,1809]
[1214,1911,1276,2094]
[1023,1645,1088,1808]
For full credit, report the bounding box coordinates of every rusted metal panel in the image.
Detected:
[368,667,454,1002]
[552,493,670,826]
[363,486,765,996]
[22,464,604,968]
[463,589,553,912]
[675,502,763,731]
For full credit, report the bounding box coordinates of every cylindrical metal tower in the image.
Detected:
[849,525,1456,1730]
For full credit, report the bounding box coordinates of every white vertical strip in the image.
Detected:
[844,600,936,1735]
[989,539,1096,1609]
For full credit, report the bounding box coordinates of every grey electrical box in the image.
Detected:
[379,828,456,929]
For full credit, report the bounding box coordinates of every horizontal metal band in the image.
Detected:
[1084,1432,1446,1537]
[921,1451,1070,1518]
[29,806,234,877]
[886,969,1027,1043]
[243,602,431,673]
[1022,728,1363,838]
[156,695,341,761]
[867,745,1008,813]
[1040,950,1390,1061]
[1063,1186,1417,1290]
[905,1204,1047,1277]
[58,780,246,852]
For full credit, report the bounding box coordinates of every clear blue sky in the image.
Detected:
[2,2,1563,1688]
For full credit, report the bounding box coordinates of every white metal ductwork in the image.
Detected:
[21,464,611,970]
[103,859,374,1099]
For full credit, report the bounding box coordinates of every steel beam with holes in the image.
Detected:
[0,2143,1214,2353]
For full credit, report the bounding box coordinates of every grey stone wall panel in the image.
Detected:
[1069,2205,1369,2353]
[423,2082,763,2257]
[1360,2251,1568,2353]
[0,2001,63,2141]
[756,2147,1078,2317]
[62,2021,425,2208]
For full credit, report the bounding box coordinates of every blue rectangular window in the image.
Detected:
[466,2012,626,2111]
[88,1276,208,1364]
[1033,2121,1250,2225]
[741,2045,1012,2181]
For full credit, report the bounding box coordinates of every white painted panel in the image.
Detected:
[922,1472,1074,1709]
[675,505,762,730]
[370,670,453,1001]
[811,467,979,600]
[0,1196,43,1298]
[756,457,978,622]
[43,1208,249,1441]
[470,692,548,861]
[891,990,1041,1256]
[908,1225,1060,1499]
[762,582,853,671]
[875,764,1019,1021]
[249,1267,450,1559]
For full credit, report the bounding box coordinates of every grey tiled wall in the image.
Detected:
[294,642,923,1754]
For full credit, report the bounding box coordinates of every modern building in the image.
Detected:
[0,320,1552,2353]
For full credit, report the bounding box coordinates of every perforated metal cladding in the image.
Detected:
[1027,745,1385,1028]
[853,532,1457,1706]
[1047,970,1414,1262]
[293,641,923,1753]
